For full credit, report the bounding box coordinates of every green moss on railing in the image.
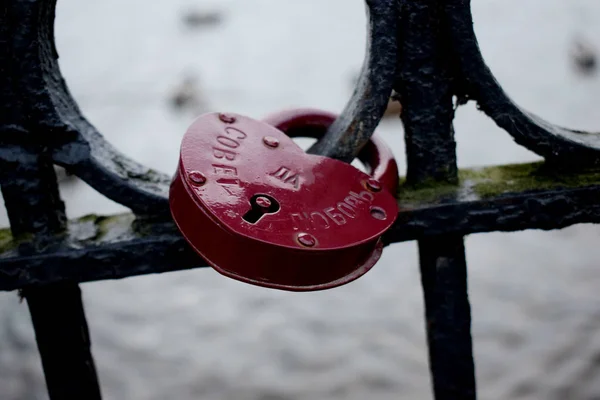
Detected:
[398,161,600,206]
[0,228,13,253]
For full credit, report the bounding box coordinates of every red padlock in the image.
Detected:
[169,111,398,291]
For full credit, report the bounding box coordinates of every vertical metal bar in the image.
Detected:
[1,1,103,397]
[1,152,103,399]
[1,0,103,395]
[419,237,476,399]
[395,1,476,398]
[23,284,103,400]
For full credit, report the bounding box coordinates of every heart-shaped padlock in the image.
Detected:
[169,111,398,291]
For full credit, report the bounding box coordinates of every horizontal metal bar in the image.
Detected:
[0,161,599,291]
[388,161,600,241]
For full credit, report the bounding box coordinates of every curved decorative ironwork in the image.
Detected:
[7,0,172,215]
[446,0,600,167]
[306,0,399,162]
[0,0,401,216]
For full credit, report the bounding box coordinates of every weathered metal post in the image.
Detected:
[394,2,476,398]
[0,145,102,399]
[24,284,102,399]
[0,1,102,398]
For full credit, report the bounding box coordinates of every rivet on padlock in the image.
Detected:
[169,110,399,291]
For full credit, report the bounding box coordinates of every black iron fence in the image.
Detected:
[1,0,600,399]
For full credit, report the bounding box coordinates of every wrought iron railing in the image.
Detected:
[1,0,599,399]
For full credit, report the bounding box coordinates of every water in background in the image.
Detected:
[2,0,600,398]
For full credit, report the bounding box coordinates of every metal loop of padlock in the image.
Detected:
[169,110,399,292]
[262,108,399,195]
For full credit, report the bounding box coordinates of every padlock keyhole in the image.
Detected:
[242,194,280,224]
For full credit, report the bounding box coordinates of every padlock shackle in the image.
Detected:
[262,108,399,196]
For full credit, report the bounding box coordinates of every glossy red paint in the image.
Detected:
[262,108,399,195]
[170,112,398,291]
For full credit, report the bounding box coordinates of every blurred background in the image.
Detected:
[2,0,600,398]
